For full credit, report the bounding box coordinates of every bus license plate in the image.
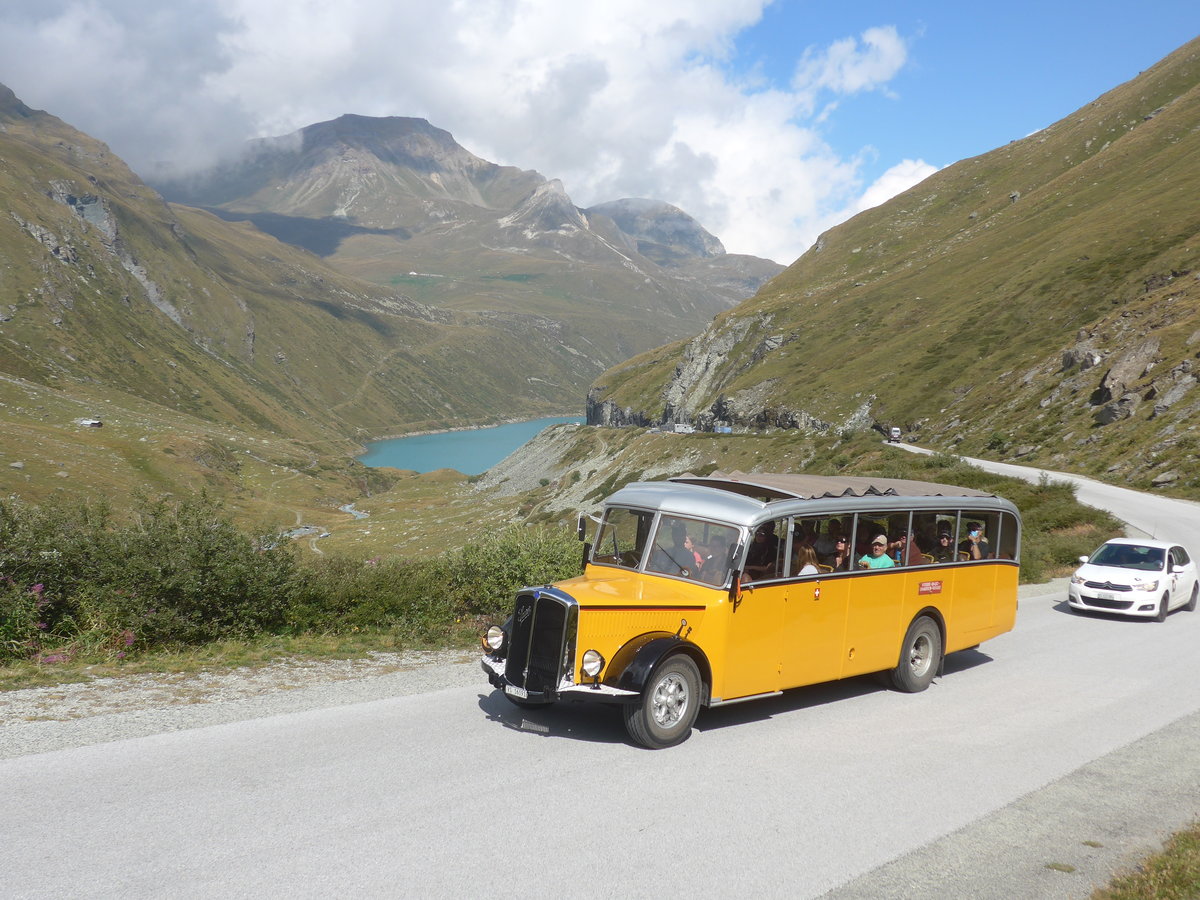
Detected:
[506,684,528,699]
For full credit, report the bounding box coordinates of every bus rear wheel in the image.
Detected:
[890,615,941,692]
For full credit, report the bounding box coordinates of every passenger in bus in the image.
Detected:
[744,523,780,580]
[794,522,817,551]
[888,531,925,566]
[959,522,990,560]
[649,521,699,576]
[931,530,956,563]
[793,543,820,576]
[829,535,852,570]
[699,540,732,584]
[859,535,897,569]
[814,523,838,559]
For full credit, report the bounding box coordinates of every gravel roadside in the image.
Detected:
[0,650,481,760]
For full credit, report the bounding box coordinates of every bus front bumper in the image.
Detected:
[481,655,640,704]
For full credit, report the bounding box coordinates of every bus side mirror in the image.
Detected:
[577,514,587,541]
[729,571,743,608]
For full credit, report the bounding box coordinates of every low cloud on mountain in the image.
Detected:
[0,0,932,264]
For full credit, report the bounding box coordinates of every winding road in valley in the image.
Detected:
[2,450,1199,899]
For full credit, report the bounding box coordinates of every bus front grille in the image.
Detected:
[504,591,576,693]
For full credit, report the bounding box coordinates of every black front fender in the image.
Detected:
[609,635,711,703]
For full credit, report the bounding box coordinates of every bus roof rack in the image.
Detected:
[669,470,996,502]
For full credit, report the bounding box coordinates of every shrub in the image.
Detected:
[446,525,582,617]
[0,494,299,660]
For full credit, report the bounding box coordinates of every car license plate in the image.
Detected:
[1096,591,1114,601]
[505,684,528,699]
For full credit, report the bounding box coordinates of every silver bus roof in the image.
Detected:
[671,471,997,501]
[604,471,1016,530]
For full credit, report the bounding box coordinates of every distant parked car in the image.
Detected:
[1068,538,1198,621]
[888,427,902,442]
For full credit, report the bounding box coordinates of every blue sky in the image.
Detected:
[0,1,1195,263]
[733,1,1199,191]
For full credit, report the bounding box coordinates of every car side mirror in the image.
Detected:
[1172,564,1185,574]
[1078,555,1089,564]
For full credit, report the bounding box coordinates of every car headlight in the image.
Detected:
[1135,580,1159,592]
[581,649,605,678]
[1070,574,1086,585]
[484,625,506,652]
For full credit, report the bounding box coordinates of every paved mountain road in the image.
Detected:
[2,452,1199,899]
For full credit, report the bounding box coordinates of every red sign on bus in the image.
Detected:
[918,581,944,595]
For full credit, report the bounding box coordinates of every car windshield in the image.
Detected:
[1088,543,1165,572]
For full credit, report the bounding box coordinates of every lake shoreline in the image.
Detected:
[362,413,584,444]
[357,415,586,474]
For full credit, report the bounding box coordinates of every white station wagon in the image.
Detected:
[1068,538,1199,621]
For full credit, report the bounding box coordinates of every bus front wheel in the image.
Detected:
[890,615,941,692]
[624,654,701,749]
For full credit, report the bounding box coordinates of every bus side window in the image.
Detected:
[996,512,1020,560]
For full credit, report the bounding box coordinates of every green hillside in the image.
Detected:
[589,36,1200,495]
[0,86,594,526]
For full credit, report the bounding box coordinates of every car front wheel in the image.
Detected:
[1154,593,1170,623]
[1185,583,1198,613]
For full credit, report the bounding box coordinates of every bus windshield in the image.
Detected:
[591,507,739,586]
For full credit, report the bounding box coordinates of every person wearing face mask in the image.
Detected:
[958,522,990,560]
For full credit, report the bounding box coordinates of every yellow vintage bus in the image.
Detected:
[481,471,1021,748]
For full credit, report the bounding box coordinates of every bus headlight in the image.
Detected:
[581,649,605,678]
[484,625,506,652]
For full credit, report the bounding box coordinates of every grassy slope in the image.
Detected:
[0,90,600,527]
[590,37,1200,495]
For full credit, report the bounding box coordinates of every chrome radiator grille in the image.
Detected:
[504,590,577,693]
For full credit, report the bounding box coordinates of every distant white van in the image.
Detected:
[673,423,695,434]
[888,427,902,442]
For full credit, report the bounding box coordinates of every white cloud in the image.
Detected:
[792,25,908,101]
[854,159,939,213]
[0,1,916,263]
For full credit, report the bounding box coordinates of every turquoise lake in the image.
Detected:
[358,416,584,474]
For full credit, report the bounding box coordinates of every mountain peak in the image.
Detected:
[0,83,46,123]
[587,198,725,264]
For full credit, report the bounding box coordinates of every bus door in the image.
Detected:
[780,514,851,687]
[780,574,849,688]
[721,580,784,699]
[719,518,787,700]
[947,512,1001,641]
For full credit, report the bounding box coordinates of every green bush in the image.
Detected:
[0,495,298,661]
[446,525,582,617]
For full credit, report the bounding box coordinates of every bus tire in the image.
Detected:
[890,615,941,693]
[624,654,701,749]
